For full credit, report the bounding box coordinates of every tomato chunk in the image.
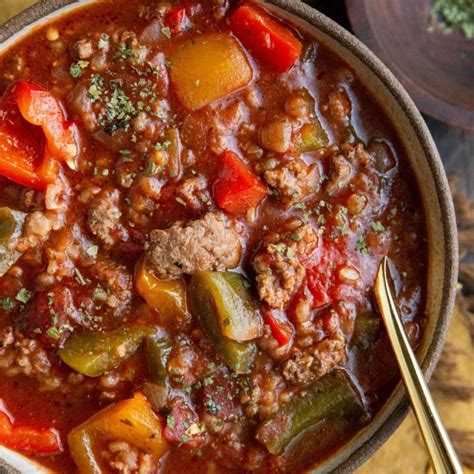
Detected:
[213,151,267,215]
[0,401,62,454]
[230,3,303,73]
[304,239,349,309]
[0,81,77,190]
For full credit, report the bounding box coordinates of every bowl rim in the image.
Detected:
[0,1,458,473]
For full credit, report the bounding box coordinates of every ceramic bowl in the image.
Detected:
[0,1,458,472]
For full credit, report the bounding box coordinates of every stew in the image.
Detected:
[0,0,428,472]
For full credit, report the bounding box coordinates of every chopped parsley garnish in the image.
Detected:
[46,327,61,340]
[74,267,87,286]
[1,298,14,310]
[114,42,133,61]
[88,74,104,102]
[93,288,107,302]
[98,33,109,50]
[356,236,368,255]
[154,140,171,151]
[161,27,172,39]
[98,83,138,134]
[371,221,386,233]
[86,245,99,258]
[205,397,219,415]
[146,159,158,175]
[429,0,474,38]
[15,288,32,304]
[167,415,175,429]
[274,243,286,254]
[70,60,90,78]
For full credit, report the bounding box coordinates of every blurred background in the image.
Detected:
[0,1,472,473]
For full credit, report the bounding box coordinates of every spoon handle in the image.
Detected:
[375,257,463,474]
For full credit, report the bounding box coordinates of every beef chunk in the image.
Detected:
[252,222,318,310]
[146,212,242,279]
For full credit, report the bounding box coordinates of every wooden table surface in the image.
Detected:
[0,1,472,473]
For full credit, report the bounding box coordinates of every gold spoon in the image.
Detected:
[374,256,463,474]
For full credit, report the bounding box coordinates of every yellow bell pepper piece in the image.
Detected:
[135,262,187,320]
[69,392,168,474]
[169,32,253,111]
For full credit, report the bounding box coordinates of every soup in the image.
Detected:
[0,1,427,472]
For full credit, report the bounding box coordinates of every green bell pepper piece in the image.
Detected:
[189,271,259,374]
[256,371,364,454]
[298,121,329,152]
[146,334,173,384]
[0,207,26,277]
[351,312,381,349]
[194,271,262,341]
[59,325,153,377]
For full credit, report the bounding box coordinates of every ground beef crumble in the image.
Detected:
[282,302,356,385]
[252,222,318,310]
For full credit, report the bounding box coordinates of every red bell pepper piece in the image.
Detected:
[0,401,63,454]
[0,81,77,190]
[262,306,294,346]
[230,3,303,73]
[213,150,267,215]
[0,89,46,190]
[13,81,77,168]
[165,7,191,35]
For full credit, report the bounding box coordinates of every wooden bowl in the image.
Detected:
[0,0,458,472]
[346,0,474,130]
